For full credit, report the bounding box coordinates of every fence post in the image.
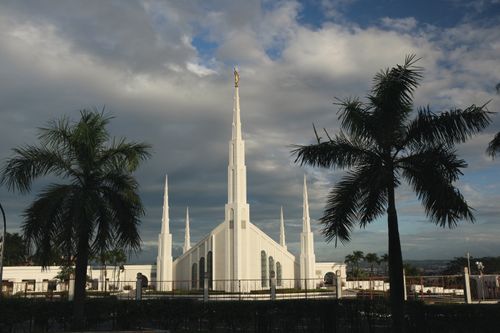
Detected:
[270,271,276,300]
[336,270,342,299]
[68,273,75,301]
[135,273,142,301]
[403,269,407,301]
[204,272,209,302]
[464,267,472,304]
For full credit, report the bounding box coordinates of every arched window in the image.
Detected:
[261,251,267,287]
[276,262,282,287]
[191,263,198,289]
[324,272,335,285]
[207,251,213,290]
[199,257,205,289]
[269,256,275,279]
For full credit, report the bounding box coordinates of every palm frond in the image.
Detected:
[99,139,152,172]
[292,133,378,169]
[101,184,143,252]
[320,165,384,245]
[370,54,423,133]
[357,163,389,226]
[38,116,72,151]
[22,184,76,266]
[320,173,360,245]
[405,104,492,147]
[1,146,76,193]
[398,146,467,183]
[401,149,474,227]
[335,97,374,140]
[486,132,500,158]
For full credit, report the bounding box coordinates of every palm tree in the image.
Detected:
[381,253,389,275]
[0,110,151,327]
[292,55,491,331]
[365,253,380,275]
[344,254,355,276]
[487,132,500,158]
[108,247,127,290]
[345,251,364,277]
[352,250,365,274]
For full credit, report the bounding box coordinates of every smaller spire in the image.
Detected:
[183,207,191,254]
[303,175,311,233]
[161,174,170,234]
[280,206,287,249]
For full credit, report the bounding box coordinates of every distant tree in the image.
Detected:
[4,232,28,265]
[365,253,380,275]
[345,251,365,277]
[403,262,421,276]
[292,55,491,330]
[55,265,75,282]
[443,256,500,275]
[344,254,355,276]
[0,110,151,328]
[108,248,127,289]
[380,253,389,275]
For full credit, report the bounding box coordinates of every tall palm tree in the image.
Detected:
[365,253,380,275]
[487,132,500,158]
[344,254,355,276]
[352,250,365,273]
[1,110,150,327]
[292,55,491,331]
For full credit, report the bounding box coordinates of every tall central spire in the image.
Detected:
[231,68,242,148]
[227,68,247,205]
[225,68,250,288]
[302,175,310,232]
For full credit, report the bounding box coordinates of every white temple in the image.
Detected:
[156,70,345,291]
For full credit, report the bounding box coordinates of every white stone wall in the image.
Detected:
[2,264,154,294]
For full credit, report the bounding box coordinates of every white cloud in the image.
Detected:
[186,62,217,77]
[381,17,418,31]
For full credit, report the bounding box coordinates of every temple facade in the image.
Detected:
[156,70,345,291]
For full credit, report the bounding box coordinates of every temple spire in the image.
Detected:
[161,175,170,234]
[156,174,173,291]
[280,206,287,249]
[302,175,310,233]
[232,68,242,142]
[183,207,191,254]
[225,68,250,288]
[300,175,316,289]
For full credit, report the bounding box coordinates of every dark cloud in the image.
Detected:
[0,1,499,264]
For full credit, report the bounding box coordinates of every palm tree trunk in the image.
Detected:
[387,184,404,332]
[73,233,89,329]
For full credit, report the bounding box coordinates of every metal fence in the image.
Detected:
[2,273,499,303]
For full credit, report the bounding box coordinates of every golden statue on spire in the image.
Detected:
[234,67,240,87]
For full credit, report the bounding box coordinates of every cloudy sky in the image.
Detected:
[1,0,499,264]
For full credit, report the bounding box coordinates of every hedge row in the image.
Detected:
[0,298,498,332]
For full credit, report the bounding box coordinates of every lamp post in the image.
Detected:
[0,202,6,293]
